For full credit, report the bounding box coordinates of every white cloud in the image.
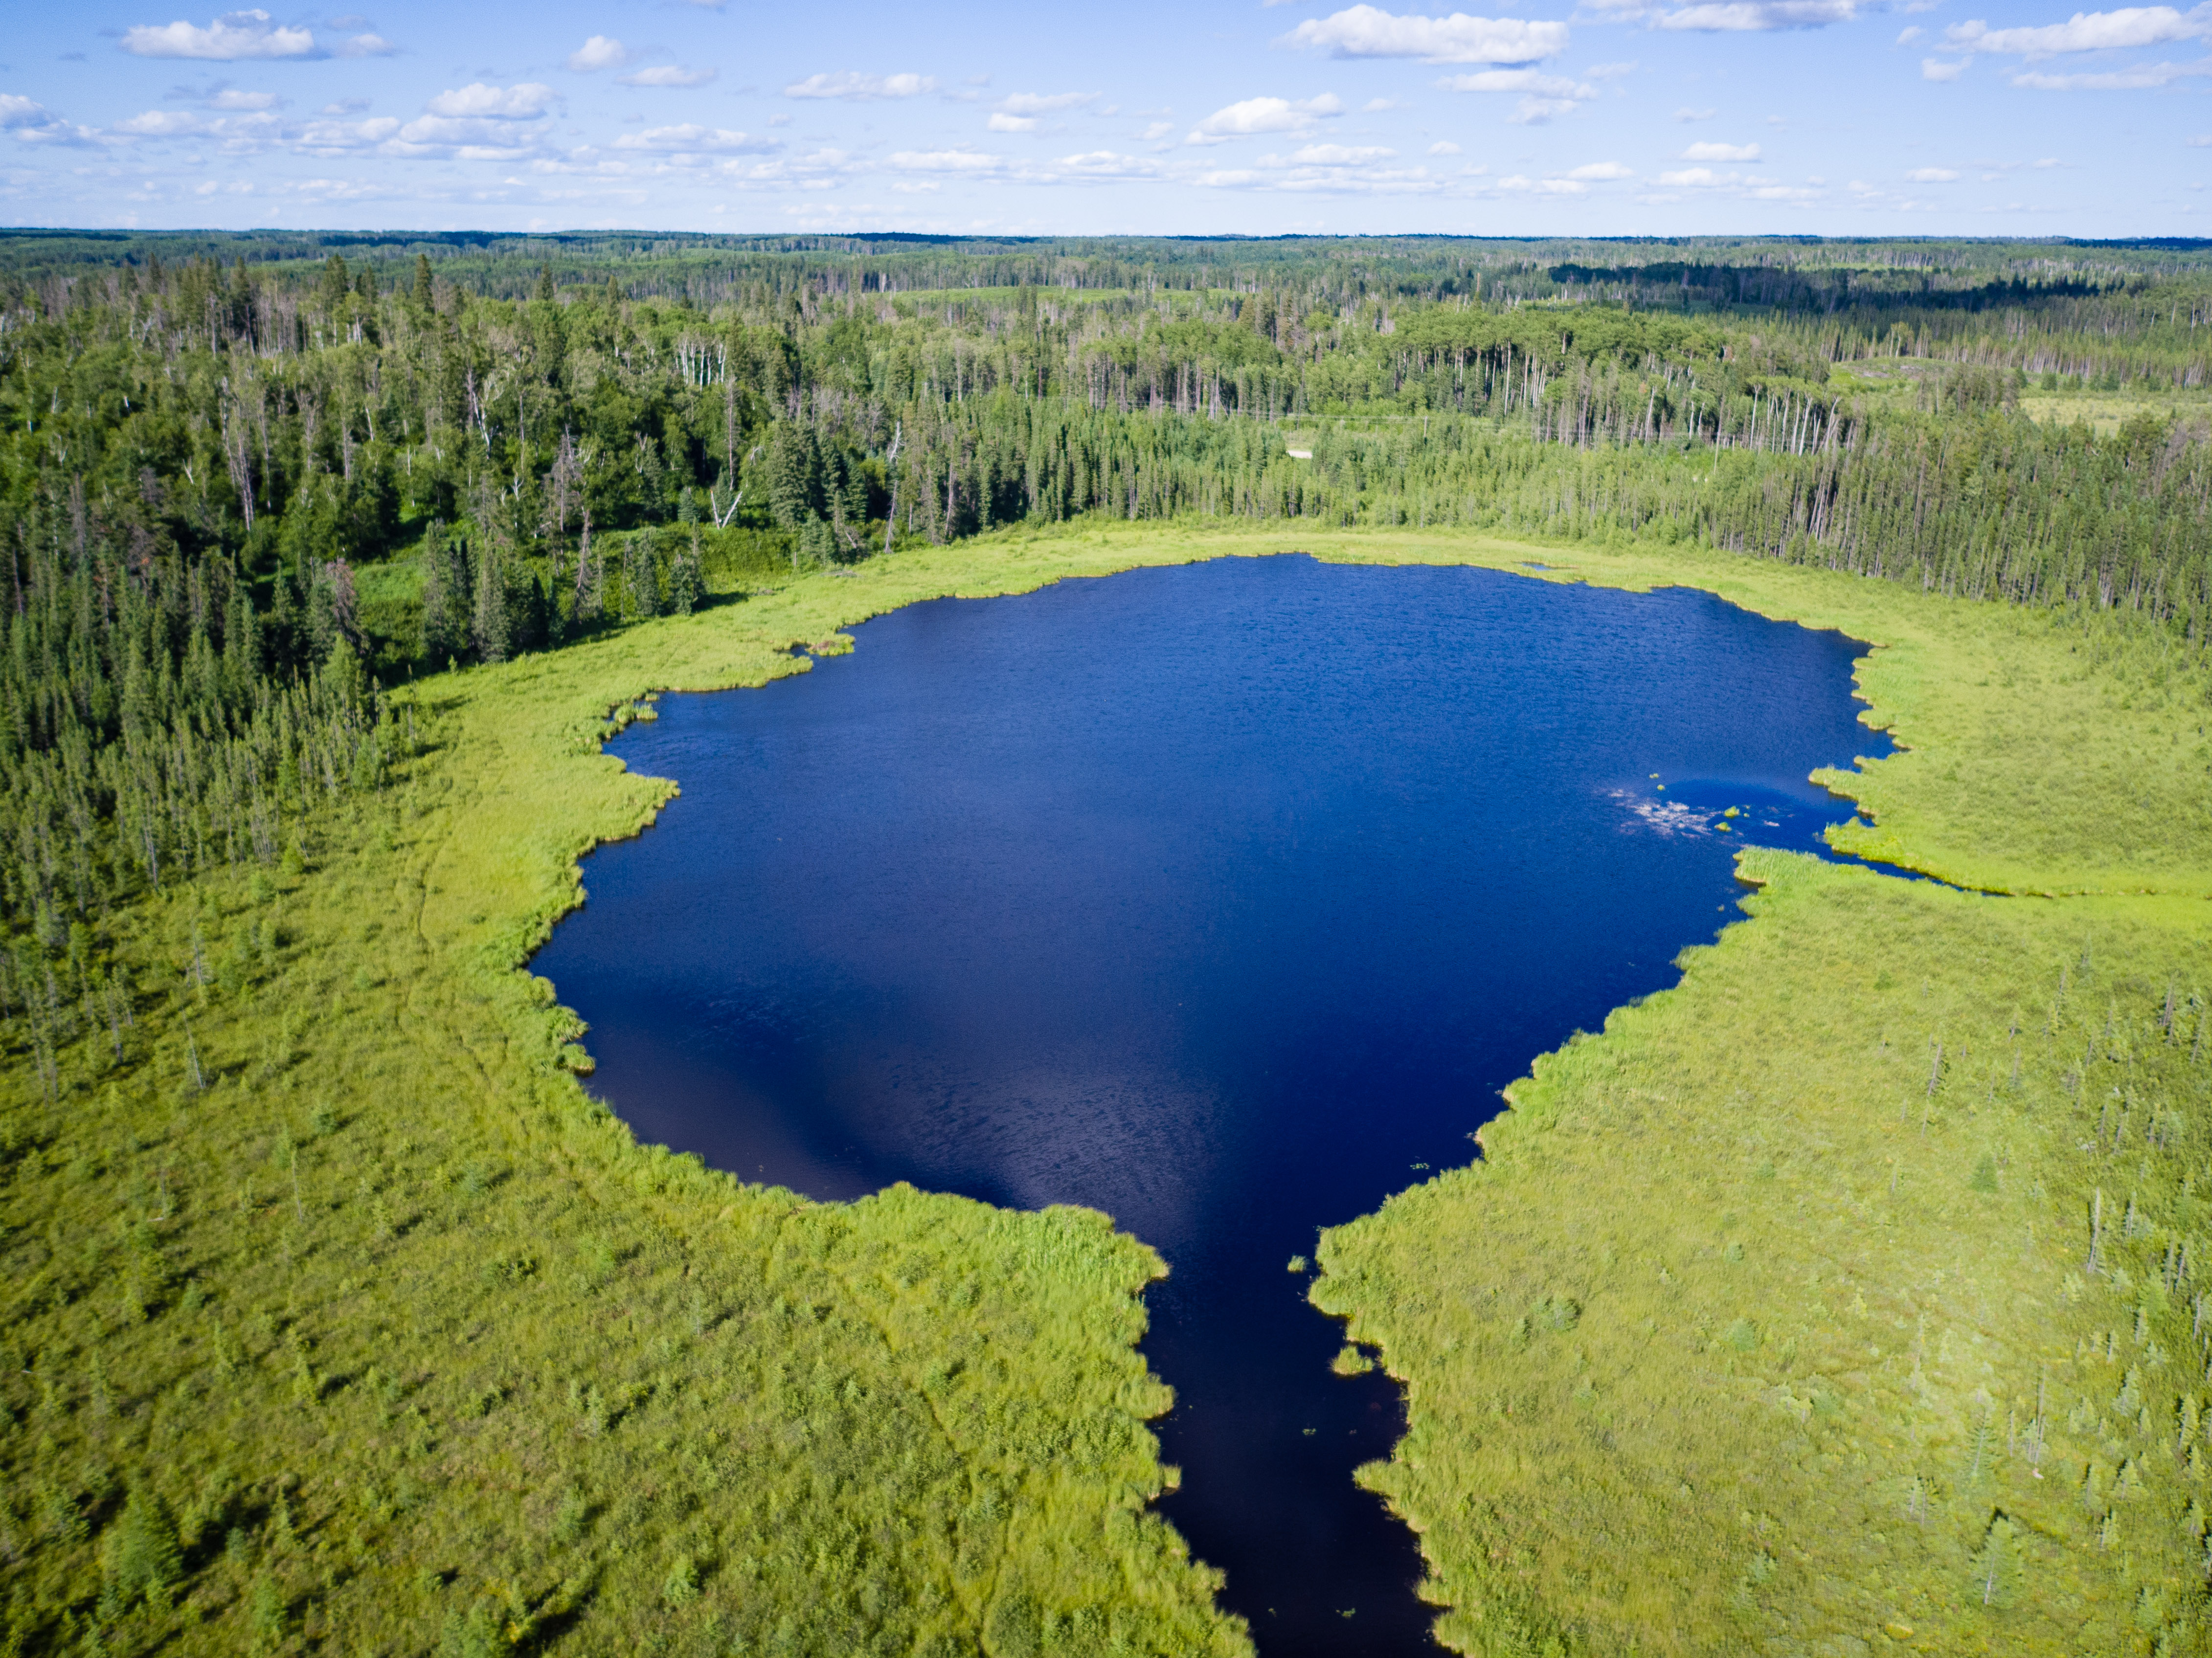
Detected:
[767,112,793,126]
[1441,67,1597,118]
[1498,172,1591,194]
[1442,68,1594,92]
[1683,139,1759,158]
[1657,165,1723,183]
[1565,159,1633,178]
[1923,56,1969,76]
[1675,104,1716,118]
[1896,24,1923,40]
[567,35,628,72]
[388,81,555,154]
[888,147,1007,172]
[2011,54,2212,83]
[120,10,317,60]
[423,82,554,119]
[1429,138,1463,152]
[618,65,718,88]
[989,113,1038,132]
[1200,147,1444,192]
[1054,149,1167,178]
[1654,0,1862,29]
[337,33,394,57]
[1904,164,1959,179]
[1282,5,1572,63]
[293,114,399,151]
[1946,6,2211,56]
[614,124,775,153]
[207,88,280,110]
[1001,90,1096,114]
[1186,92,1344,143]
[1142,119,1175,139]
[1281,141,1397,161]
[783,71,937,100]
[1363,96,1403,109]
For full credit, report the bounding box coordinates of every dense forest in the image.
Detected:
[5,231,2212,1653]
[7,231,2212,956]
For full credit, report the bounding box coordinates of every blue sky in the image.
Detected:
[0,0,2206,235]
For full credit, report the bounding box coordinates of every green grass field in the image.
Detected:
[5,514,2205,1654]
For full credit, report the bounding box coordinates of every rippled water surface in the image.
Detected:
[532,554,1888,1655]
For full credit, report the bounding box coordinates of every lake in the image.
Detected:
[530,553,1888,1654]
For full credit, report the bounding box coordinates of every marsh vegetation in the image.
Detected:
[4,229,2212,1653]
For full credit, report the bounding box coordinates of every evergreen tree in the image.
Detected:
[669,532,701,616]
[472,542,511,663]
[625,532,661,620]
[767,423,823,531]
[418,522,468,667]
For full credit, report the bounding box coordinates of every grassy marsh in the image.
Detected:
[5,510,2206,1653]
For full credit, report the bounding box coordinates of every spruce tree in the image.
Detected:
[418,522,467,667]
[625,532,661,620]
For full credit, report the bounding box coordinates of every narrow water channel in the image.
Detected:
[530,555,1888,1654]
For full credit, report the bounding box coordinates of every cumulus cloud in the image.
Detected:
[1429,138,1462,152]
[1904,164,1959,179]
[424,82,554,119]
[1440,67,1597,120]
[1683,139,1760,158]
[1186,92,1344,143]
[1654,0,1862,29]
[120,10,316,60]
[293,113,400,151]
[0,93,51,127]
[567,35,628,72]
[614,123,774,153]
[990,113,1038,132]
[618,65,717,87]
[1282,5,1572,64]
[206,87,281,110]
[388,81,556,155]
[336,33,394,57]
[1946,6,2211,55]
[783,71,936,100]
[1565,159,1632,178]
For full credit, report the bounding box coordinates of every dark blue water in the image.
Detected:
[531,555,1888,1655]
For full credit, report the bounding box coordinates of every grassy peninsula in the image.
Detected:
[1303,543,2212,1653]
